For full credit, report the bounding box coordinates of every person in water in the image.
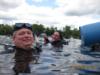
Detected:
[12,23,40,75]
[50,31,67,48]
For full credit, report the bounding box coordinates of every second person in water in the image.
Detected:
[44,31,68,48]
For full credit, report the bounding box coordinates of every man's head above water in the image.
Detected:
[12,23,34,49]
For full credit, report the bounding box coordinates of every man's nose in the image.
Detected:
[24,33,30,37]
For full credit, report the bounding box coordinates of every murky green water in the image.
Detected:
[0,38,100,75]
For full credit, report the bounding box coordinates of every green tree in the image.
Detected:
[63,25,71,38]
[71,28,80,38]
[32,24,45,35]
[45,27,57,36]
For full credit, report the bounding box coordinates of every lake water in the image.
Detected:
[0,38,100,75]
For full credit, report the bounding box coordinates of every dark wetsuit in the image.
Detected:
[44,37,50,45]
[51,40,63,48]
[51,39,67,48]
[13,46,37,75]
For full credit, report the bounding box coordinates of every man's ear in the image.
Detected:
[12,32,16,44]
[12,35,15,44]
[12,31,17,41]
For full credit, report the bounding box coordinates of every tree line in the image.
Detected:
[0,24,80,39]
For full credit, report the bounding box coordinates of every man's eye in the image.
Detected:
[18,32,25,35]
[27,32,32,34]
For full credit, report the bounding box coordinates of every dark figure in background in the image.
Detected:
[33,42,42,64]
[43,33,50,45]
[91,43,100,52]
[12,23,39,75]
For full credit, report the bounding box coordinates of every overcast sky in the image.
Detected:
[0,0,100,29]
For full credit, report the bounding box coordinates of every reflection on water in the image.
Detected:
[0,38,100,75]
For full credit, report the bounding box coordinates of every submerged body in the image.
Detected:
[12,23,35,75]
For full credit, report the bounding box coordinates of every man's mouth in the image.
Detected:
[22,39,31,42]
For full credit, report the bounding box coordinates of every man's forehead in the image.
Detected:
[13,28,32,36]
[16,28,32,32]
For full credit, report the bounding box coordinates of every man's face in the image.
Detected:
[13,28,34,49]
